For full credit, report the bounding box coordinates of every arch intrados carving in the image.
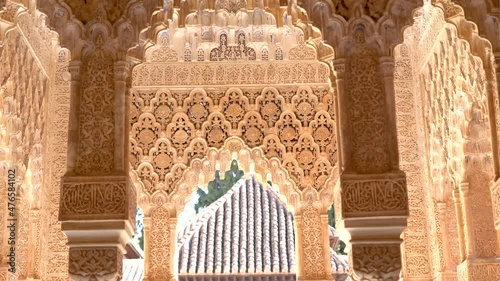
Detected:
[160,137,301,216]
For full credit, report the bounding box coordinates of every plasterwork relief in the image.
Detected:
[42,48,71,280]
[74,34,115,175]
[297,196,328,279]
[60,180,128,220]
[351,244,401,281]
[148,207,173,281]
[400,3,500,280]
[344,29,389,174]
[341,174,407,217]
[419,24,497,260]
[128,7,337,280]
[69,247,122,281]
[0,6,63,279]
[393,43,433,280]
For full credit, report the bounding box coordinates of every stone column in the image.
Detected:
[492,54,500,230]
[458,183,474,257]
[332,59,349,171]
[27,209,40,279]
[434,202,456,280]
[453,188,466,261]
[59,58,135,280]
[295,197,333,281]
[146,207,175,281]
[341,173,407,281]
[335,30,408,280]
[143,217,152,281]
[66,61,81,173]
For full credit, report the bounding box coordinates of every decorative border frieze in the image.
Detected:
[490,179,500,229]
[341,173,408,217]
[457,258,500,281]
[60,176,132,220]
[132,61,330,87]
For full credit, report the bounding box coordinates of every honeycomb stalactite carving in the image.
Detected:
[131,85,336,198]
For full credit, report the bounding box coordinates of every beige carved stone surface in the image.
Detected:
[60,181,128,219]
[1,0,500,280]
[342,176,407,216]
[351,244,401,281]
[69,247,122,281]
[74,34,116,175]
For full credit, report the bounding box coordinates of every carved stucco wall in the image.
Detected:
[0,3,70,280]
[130,7,338,278]
[395,2,500,280]
[0,0,500,280]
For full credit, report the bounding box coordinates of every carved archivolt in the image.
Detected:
[395,2,500,279]
[0,6,69,280]
[130,10,337,210]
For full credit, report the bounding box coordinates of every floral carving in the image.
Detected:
[345,29,389,174]
[133,114,161,154]
[166,114,195,154]
[75,35,115,175]
[301,198,325,278]
[185,90,211,129]
[149,207,172,280]
[276,113,301,152]
[256,88,284,127]
[69,247,121,281]
[151,89,177,129]
[221,89,249,129]
[240,112,267,148]
[352,245,402,281]
[202,113,231,149]
[150,139,177,181]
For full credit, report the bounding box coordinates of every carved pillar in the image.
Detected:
[147,207,174,281]
[458,183,474,258]
[59,47,135,278]
[27,209,40,279]
[433,202,457,280]
[493,54,500,230]
[67,61,81,172]
[296,197,333,281]
[379,58,399,170]
[333,60,348,170]
[453,188,466,262]
[143,217,151,280]
[336,28,408,281]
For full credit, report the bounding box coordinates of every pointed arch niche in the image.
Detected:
[394,1,500,280]
[128,6,339,280]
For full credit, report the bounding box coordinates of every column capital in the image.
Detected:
[379,56,395,77]
[459,182,470,197]
[69,247,123,281]
[436,201,447,213]
[114,61,130,81]
[68,61,82,81]
[351,244,402,281]
[332,59,346,79]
